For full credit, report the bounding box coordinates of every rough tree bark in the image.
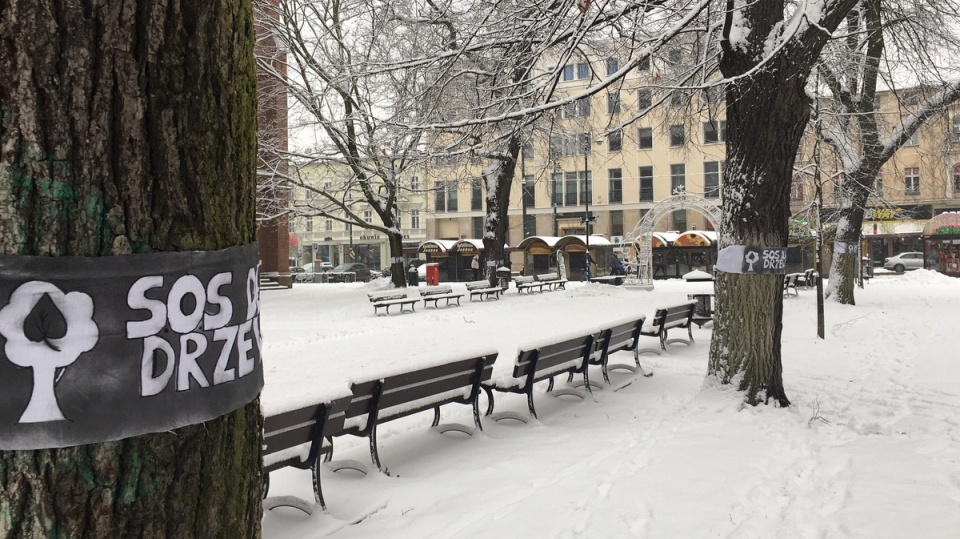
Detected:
[482,134,521,285]
[0,0,263,537]
[709,0,858,406]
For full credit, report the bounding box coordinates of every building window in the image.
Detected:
[905,167,920,195]
[562,97,591,118]
[551,173,563,206]
[472,216,484,239]
[639,166,654,201]
[608,129,622,152]
[672,210,687,231]
[667,47,682,65]
[669,125,685,147]
[324,218,333,232]
[670,164,686,194]
[669,91,686,108]
[305,218,313,232]
[549,132,592,158]
[434,181,458,211]
[522,175,536,208]
[952,116,960,142]
[323,180,333,191]
[523,214,536,237]
[607,92,621,114]
[553,171,591,207]
[610,210,624,236]
[703,121,726,144]
[608,168,623,203]
[638,56,650,71]
[606,57,619,75]
[471,179,483,211]
[522,140,534,160]
[790,176,804,201]
[577,62,590,80]
[410,209,420,229]
[363,209,372,224]
[873,175,884,198]
[637,88,652,110]
[562,64,574,81]
[410,176,420,190]
[954,164,960,193]
[638,127,653,150]
[905,131,919,146]
[704,86,722,104]
[704,161,721,198]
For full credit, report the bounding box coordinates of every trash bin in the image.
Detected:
[496,266,511,290]
[408,264,419,287]
[425,263,440,286]
[862,257,874,280]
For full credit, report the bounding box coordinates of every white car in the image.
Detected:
[883,252,924,274]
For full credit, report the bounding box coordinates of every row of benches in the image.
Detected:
[263,301,697,514]
[367,273,570,314]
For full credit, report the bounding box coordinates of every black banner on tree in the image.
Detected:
[716,245,788,274]
[0,243,264,450]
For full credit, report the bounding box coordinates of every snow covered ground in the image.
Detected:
[259,271,960,538]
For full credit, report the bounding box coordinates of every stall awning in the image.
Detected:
[636,232,680,249]
[418,239,458,254]
[922,212,960,237]
[516,236,561,255]
[673,230,717,247]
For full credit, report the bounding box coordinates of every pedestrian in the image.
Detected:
[471,254,480,279]
[610,254,624,276]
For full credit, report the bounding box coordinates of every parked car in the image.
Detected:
[328,262,372,282]
[883,252,924,273]
[290,266,313,283]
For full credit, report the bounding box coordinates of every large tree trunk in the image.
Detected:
[0,0,262,537]
[709,0,858,406]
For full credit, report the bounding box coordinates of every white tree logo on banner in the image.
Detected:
[0,281,99,423]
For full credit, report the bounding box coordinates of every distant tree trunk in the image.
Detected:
[709,0,859,406]
[482,134,521,286]
[388,230,406,287]
[0,0,262,536]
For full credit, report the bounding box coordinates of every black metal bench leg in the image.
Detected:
[431,406,441,427]
[472,395,483,431]
[483,386,496,416]
[582,368,594,397]
[369,421,383,472]
[311,459,326,510]
[263,473,270,500]
[526,386,539,419]
[546,377,555,392]
[602,356,611,384]
[688,325,694,343]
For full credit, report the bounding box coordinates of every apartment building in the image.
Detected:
[424,51,960,269]
[290,162,427,270]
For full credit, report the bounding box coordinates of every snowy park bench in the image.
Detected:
[420,284,464,308]
[335,351,499,473]
[465,279,503,301]
[639,301,697,353]
[572,315,651,386]
[368,289,419,315]
[261,395,350,514]
[513,275,547,294]
[481,330,598,420]
[535,273,567,291]
[589,275,624,286]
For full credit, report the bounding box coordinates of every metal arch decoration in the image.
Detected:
[622,191,722,289]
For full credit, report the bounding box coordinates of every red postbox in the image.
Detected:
[426,263,440,286]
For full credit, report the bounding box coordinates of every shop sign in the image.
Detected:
[863,204,933,221]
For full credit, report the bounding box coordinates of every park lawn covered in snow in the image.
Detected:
[259,271,960,538]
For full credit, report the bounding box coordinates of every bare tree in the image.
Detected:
[813,0,960,304]
[709,0,862,406]
[256,0,432,286]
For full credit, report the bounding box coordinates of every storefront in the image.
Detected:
[672,231,718,274]
[861,204,932,266]
[554,235,613,280]
[922,212,960,277]
[417,240,457,282]
[515,236,562,276]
